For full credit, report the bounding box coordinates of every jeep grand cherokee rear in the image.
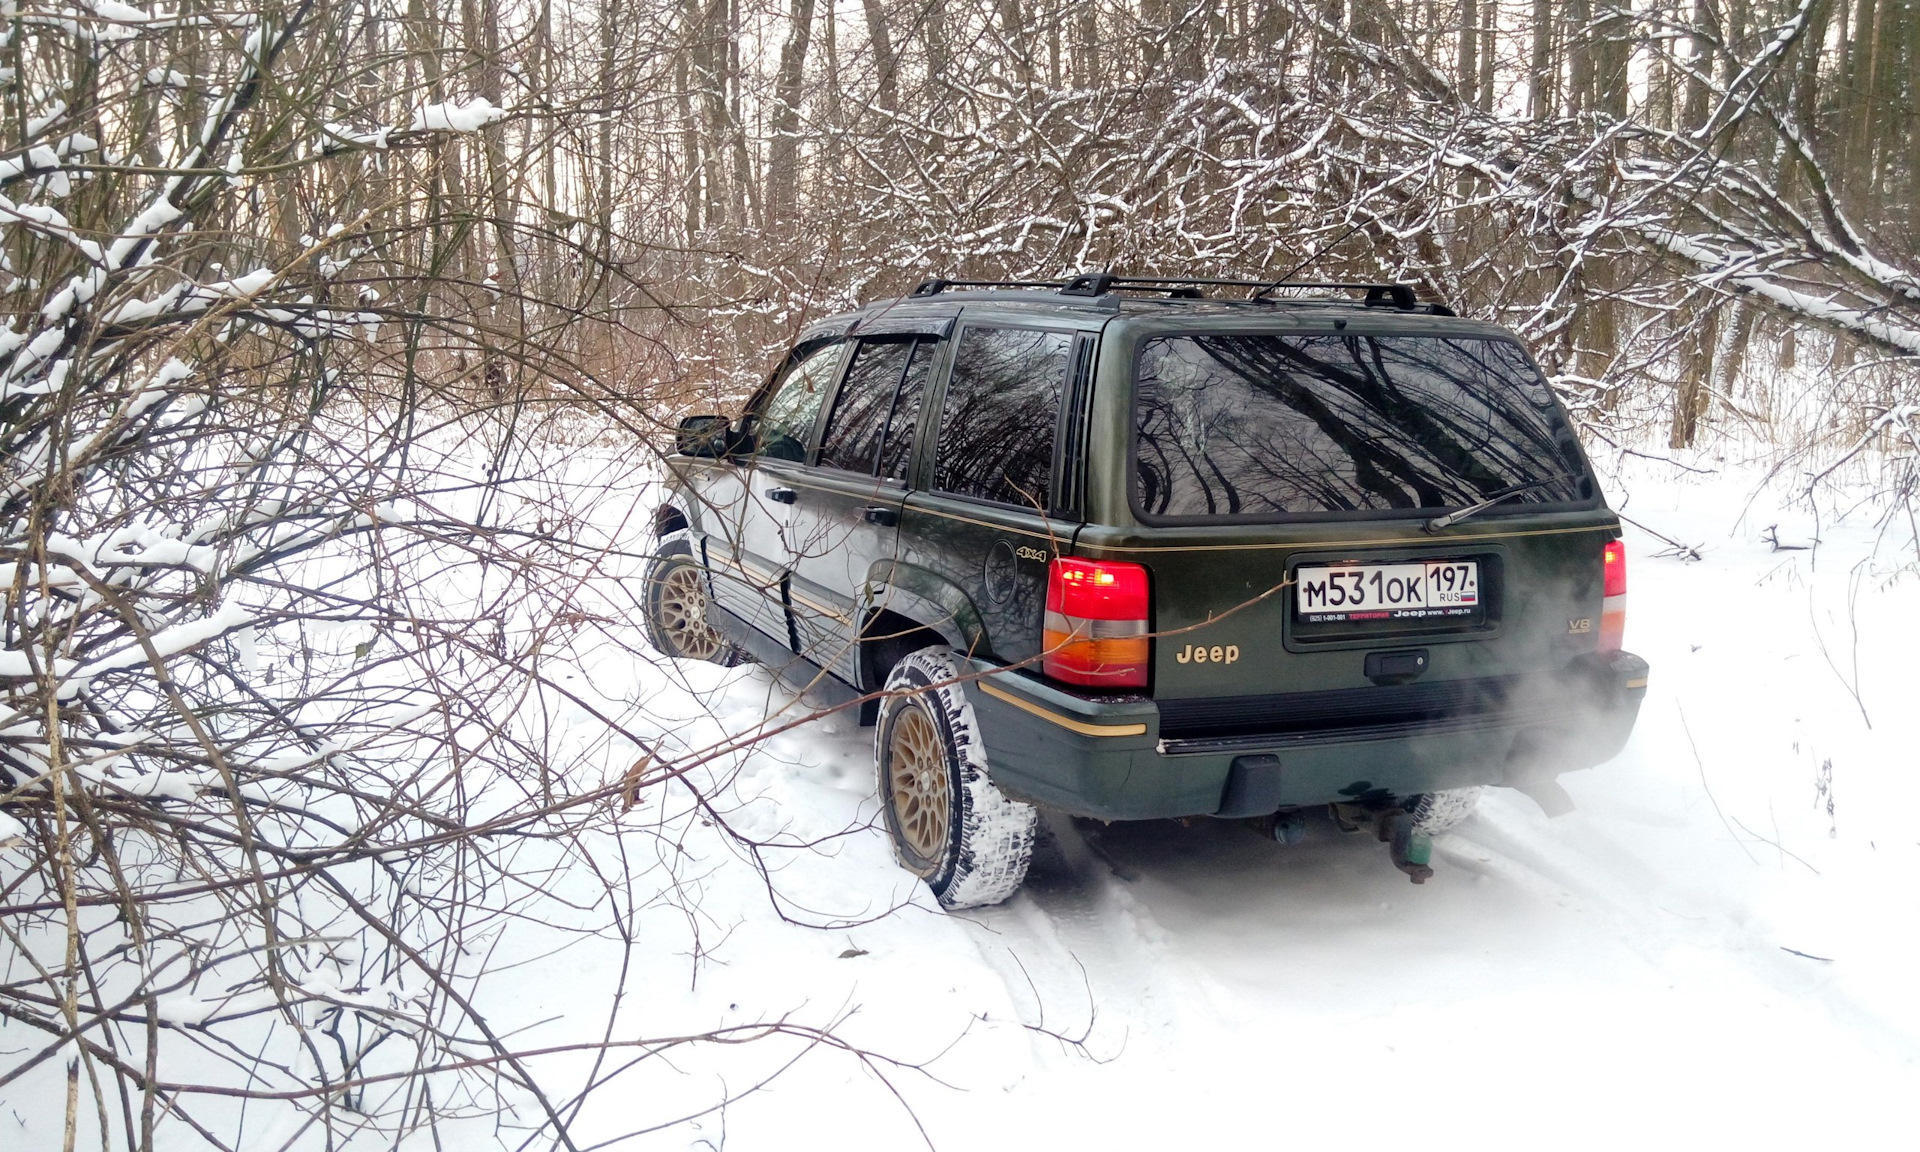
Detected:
[649,275,1648,908]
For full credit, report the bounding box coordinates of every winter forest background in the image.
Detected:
[2,0,1917,1148]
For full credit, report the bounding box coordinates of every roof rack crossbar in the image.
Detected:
[911,277,1070,296]
[910,274,1443,311]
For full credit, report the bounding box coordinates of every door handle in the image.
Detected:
[765,487,797,504]
[863,505,899,527]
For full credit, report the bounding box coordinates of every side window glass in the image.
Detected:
[818,339,911,474]
[876,339,935,482]
[755,342,841,462]
[932,327,1072,507]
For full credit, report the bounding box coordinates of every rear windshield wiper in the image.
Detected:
[1422,477,1577,533]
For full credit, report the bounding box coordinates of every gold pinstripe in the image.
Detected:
[904,504,1066,540]
[976,680,1149,738]
[708,551,781,585]
[787,586,853,624]
[1076,523,1617,554]
[710,551,855,624]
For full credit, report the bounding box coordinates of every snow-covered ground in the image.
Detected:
[464,457,1919,1151]
[17,451,1907,1150]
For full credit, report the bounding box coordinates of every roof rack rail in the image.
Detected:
[910,273,1449,312]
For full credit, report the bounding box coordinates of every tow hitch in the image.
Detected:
[1380,809,1434,884]
[1332,803,1435,884]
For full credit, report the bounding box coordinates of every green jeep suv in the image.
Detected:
[647,274,1648,909]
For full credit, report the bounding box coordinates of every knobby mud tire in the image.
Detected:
[1407,786,1483,835]
[874,646,1036,910]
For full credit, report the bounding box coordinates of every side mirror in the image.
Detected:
[675,414,732,457]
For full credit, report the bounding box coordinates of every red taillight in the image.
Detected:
[1603,539,1627,597]
[1044,557,1150,689]
[1599,538,1627,653]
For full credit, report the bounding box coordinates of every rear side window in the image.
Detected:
[876,341,934,481]
[933,327,1072,508]
[1134,334,1589,519]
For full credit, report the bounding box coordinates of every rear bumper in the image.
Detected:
[965,652,1649,821]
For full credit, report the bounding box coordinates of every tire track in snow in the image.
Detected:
[957,812,1239,1070]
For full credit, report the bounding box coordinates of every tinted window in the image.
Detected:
[876,340,934,481]
[755,342,841,461]
[1134,334,1587,519]
[933,328,1071,507]
[819,340,911,473]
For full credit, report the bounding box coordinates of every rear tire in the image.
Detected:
[874,647,1035,909]
[1406,787,1482,835]
[641,540,748,666]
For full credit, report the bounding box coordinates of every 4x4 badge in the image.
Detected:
[1175,643,1239,665]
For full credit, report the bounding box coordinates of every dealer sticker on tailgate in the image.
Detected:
[1296,560,1479,622]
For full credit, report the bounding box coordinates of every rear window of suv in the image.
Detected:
[1133,333,1591,520]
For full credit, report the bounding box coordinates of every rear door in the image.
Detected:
[785,331,942,684]
[900,320,1094,666]
[1082,323,1614,729]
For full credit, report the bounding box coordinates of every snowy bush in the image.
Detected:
[0,2,771,1146]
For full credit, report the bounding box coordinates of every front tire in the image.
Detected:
[641,542,748,666]
[874,647,1035,910]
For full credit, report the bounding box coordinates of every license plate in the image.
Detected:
[1295,560,1480,622]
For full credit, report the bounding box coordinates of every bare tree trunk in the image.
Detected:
[1648,11,1674,130]
[1858,0,1892,204]
[1909,5,1920,234]
[925,0,952,80]
[1459,0,1480,100]
[1565,0,1590,114]
[823,0,843,173]
[727,0,759,226]
[1782,0,1833,203]
[595,0,620,297]
[690,0,732,226]
[532,0,558,302]
[1594,2,1631,119]
[1254,0,1289,55]
[767,0,818,224]
[1578,259,1620,398]
[1683,0,1716,132]
[1719,300,1756,399]
[1530,0,1555,117]
[1721,0,1747,68]
[1671,303,1720,448]
[676,43,702,239]
[998,0,1033,87]
[863,0,901,110]
[1478,0,1496,110]
[1074,0,1099,82]
[1048,0,1063,87]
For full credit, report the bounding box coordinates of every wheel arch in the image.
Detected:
[864,560,985,655]
[653,504,690,538]
[859,608,949,698]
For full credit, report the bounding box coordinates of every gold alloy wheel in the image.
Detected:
[887,704,951,870]
[656,563,724,661]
